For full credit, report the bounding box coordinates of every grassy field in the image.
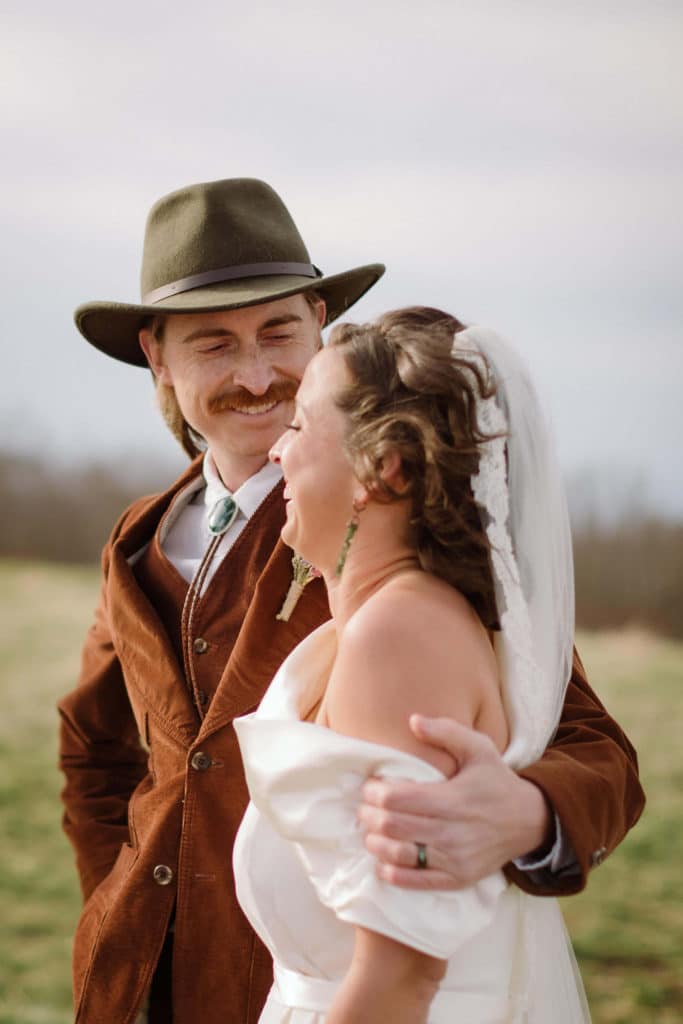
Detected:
[1,559,681,1023]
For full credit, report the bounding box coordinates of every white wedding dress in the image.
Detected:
[233,622,590,1023]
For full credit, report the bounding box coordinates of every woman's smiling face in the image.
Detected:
[269,346,359,574]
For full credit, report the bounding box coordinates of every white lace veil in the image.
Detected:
[455,327,587,1024]
[454,327,575,770]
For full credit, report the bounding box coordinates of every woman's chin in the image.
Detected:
[280,521,317,569]
[280,516,302,554]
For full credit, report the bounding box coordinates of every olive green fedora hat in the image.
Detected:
[75,177,385,367]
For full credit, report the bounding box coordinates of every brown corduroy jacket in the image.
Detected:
[58,459,645,1024]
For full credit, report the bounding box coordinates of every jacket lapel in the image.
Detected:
[198,539,331,741]
[107,465,202,747]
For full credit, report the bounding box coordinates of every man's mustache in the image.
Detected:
[208,380,298,414]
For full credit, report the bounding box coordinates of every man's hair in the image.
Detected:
[329,307,501,630]
[146,290,323,459]
[146,316,206,459]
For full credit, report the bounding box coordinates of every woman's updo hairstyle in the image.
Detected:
[328,307,501,630]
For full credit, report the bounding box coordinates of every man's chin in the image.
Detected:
[210,417,290,457]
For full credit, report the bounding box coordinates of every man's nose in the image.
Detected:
[231,348,274,394]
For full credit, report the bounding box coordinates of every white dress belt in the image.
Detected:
[272,963,517,1021]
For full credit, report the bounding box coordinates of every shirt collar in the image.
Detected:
[202,449,282,521]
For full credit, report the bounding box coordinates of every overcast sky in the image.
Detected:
[3,0,681,517]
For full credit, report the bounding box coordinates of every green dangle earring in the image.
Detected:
[335,499,365,577]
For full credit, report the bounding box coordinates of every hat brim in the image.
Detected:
[75,264,385,367]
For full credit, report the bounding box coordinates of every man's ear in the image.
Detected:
[314,298,326,329]
[139,328,172,385]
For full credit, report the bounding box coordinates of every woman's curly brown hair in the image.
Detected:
[328,307,502,630]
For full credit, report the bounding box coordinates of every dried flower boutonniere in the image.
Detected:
[276,553,321,622]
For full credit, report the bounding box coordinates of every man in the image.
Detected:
[59,177,644,1024]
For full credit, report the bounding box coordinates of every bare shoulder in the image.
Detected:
[346,572,493,661]
[325,573,505,773]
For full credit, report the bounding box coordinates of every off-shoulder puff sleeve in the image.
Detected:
[234,712,508,960]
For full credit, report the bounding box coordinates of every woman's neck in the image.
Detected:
[324,540,421,630]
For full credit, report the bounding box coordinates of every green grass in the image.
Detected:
[0,561,95,1023]
[1,559,681,1022]
[562,630,683,1023]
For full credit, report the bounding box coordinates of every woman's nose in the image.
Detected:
[269,436,283,464]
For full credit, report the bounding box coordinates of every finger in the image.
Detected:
[364,833,441,871]
[361,778,459,820]
[358,800,452,840]
[375,862,462,891]
[409,714,497,764]
[372,839,496,890]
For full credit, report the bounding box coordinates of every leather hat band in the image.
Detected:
[143,261,321,305]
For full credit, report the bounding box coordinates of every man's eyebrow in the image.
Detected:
[258,314,303,330]
[179,314,303,345]
[180,327,233,344]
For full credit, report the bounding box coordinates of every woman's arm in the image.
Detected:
[326,927,446,1024]
[323,579,501,1020]
[357,647,644,896]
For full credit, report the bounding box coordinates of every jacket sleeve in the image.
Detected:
[505,647,645,897]
[57,517,149,902]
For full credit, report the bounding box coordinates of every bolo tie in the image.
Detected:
[208,494,239,536]
[182,493,240,720]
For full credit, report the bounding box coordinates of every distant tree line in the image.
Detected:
[572,518,683,639]
[0,450,181,564]
[1,450,682,639]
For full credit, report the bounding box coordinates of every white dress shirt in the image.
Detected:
[160,451,282,593]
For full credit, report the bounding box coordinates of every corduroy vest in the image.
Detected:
[134,483,287,718]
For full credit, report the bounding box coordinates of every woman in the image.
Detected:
[232,308,590,1022]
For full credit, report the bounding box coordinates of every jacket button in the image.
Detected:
[153,864,174,886]
[193,637,209,654]
[190,750,211,772]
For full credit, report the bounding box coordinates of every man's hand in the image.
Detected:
[358,715,553,890]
